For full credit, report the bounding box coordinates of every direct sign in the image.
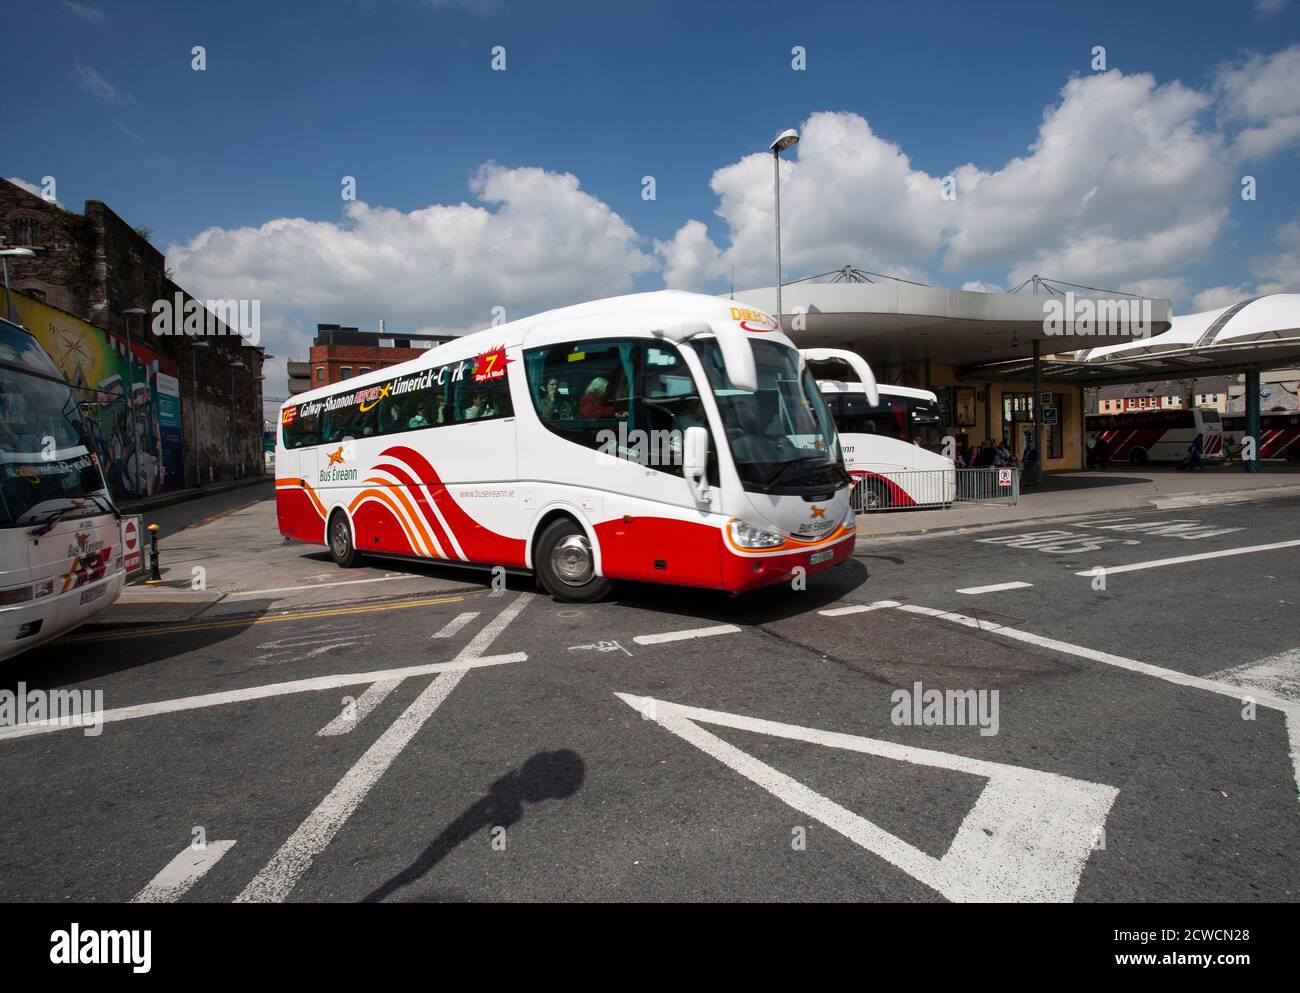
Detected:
[1043,406,1058,425]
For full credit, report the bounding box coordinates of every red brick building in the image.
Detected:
[288,324,454,395]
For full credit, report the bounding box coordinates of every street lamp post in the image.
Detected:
[770,128,800,323]
[1,247,36,324]
[122,307,147,498]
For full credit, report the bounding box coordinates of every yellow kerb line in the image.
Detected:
[59,592,478,644]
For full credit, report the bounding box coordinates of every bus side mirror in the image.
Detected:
[683,426,709,500]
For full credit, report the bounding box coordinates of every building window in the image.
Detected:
[10,218,41,246]
[359,367,371,374]
[315,367,325,381]
[340,367,352,379]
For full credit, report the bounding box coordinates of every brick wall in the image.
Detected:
[0,178,265,487]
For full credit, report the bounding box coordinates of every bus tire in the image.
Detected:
[1129,448,1149,466]
[863,480,892,511]
[535,518,611,603]
[328,510,362,568]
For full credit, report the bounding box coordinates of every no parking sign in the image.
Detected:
[998,468,1013,488]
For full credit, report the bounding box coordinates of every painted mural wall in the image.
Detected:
[10,293,186,500]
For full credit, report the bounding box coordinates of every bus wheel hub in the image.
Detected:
[552,534,594,586]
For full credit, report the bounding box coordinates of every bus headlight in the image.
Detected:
[729,519,785,549]
[0,585,35,606]
[33,579,54,599]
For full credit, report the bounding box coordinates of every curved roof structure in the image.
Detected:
[969,293,1300,384]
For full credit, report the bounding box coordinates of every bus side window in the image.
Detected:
[524,339,633,447]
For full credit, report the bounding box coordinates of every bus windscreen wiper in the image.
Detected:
[29,508,69,537]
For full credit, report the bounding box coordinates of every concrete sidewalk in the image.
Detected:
[861,465,1300,538]
[93,497,490,627]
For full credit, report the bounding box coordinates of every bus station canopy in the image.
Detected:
[731,283,1300,386]
[731,281,1172,370]
[969,293,1300,385]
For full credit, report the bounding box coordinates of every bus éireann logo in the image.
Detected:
[809,505,826,519]
[327,446,345,466]
[473,345,511,383]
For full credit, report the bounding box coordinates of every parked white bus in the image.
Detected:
[275,291,869,602]
[1,316,128,660]
[816,380,956,510]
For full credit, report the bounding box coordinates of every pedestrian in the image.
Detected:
[1179,433,1206,471]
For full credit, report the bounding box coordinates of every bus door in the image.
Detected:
[521,336,724,586]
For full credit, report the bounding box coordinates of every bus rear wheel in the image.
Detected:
[1129,448,1149,466]
[328,511,361,568]
[535,518,611,603]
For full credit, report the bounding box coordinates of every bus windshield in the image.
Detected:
[692,338,846,492]
[0,320,109,527]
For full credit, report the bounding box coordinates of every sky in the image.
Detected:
[4,0,1300,398]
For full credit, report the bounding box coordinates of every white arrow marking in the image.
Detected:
[617,693,1117,903]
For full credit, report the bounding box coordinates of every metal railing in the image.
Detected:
[851,466,1020,512]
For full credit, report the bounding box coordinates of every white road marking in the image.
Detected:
[633,624,741,645]
[317,678,403,737]
[225,574,427,597]
[0,653,524,742]
[817,600,902,616]
[130,841,236,903]
[236,592,533,903]
[431,611,480,639]
[617,694,1117,903]
[1075,538,1300,576]
[895,604,1300,796]
[956,582,1033,595]
[1210,649,1300,705]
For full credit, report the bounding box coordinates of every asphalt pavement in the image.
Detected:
[1,486,1297,902]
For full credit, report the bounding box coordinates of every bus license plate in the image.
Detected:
[79,585,106,606]
[809,549,834,566]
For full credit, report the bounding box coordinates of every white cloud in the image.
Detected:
[1192,285,1252,311]
[960,280,1004,294]
[5,177,58,205]
[1213,45,1300,160]
[1252,218,1300,294]
[1254,0,1292,16]
[656,111,948,291]
[950,70,1229,288]
[76,62,130,104]
[166,163,654,389]
[63,2,104,23]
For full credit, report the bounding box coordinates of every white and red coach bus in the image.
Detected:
[275,291,867,602]
[1086,407,1224,465]
[1,316,128,660]
[816,380,956,510]
[1221,412,1300,462]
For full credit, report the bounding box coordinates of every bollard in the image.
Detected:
[145,523,164,586]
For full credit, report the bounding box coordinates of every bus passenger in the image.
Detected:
[580,377,616,418]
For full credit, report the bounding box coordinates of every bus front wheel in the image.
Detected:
[328,511,361,568]
[535,518,611,603]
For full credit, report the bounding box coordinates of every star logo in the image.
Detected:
[809,505,826,519]
[327,446,345,465]
[358,382,392,412]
